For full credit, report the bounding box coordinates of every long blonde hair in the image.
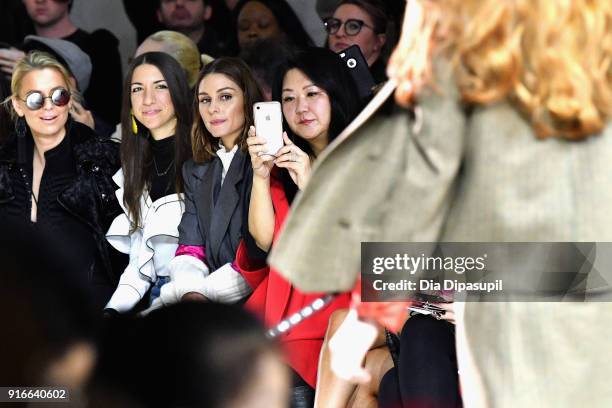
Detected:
[389,0,612,140]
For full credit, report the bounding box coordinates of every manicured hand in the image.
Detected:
[273,132,311,190]
[247,125,274,179]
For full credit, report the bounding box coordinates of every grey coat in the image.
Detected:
[178,151,252,271]
[269,59,612,407]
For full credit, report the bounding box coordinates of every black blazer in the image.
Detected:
[177,150,254,271]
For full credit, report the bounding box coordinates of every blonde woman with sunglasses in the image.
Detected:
[0,51,121,310]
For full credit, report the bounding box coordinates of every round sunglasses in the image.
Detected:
[324,17,376,36]
[20,87,71,111]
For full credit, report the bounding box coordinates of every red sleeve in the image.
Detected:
[270,174,291,238]
[235,240,269,289]
[237,172,291,287]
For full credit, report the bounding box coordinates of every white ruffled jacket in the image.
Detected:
[105,169,184,312]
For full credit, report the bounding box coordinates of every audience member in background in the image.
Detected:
[0,0,34,47]
[240,38,291,101]
[0,220,98,394]
[123,0,237,55]
[233,0,314,53]
[91,302,289,408]
[240,47,360,406]
[0,0,124,126]
[21,35,115,137]
[324,0,395,84]
[0,0,34,95]
[122,0,164,44]
[317,0,405,31]
[224,0,240,11]
[207,0,239,54]
[104,52,193,314]
[0,51,120,310]
[156,0,236,57]
[158,58,263,306]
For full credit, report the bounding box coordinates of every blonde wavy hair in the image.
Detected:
[144,31,201,89]
[389,0,612,140]
[11,51,76,98]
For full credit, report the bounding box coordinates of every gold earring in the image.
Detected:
[131,111,138,134]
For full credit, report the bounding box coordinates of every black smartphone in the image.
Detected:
[337,44,376,102]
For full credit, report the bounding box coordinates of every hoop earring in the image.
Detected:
[131,111,138,135]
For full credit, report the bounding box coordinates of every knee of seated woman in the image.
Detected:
[399,315,454,352]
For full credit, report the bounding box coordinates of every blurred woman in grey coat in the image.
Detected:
[270,0,612,406]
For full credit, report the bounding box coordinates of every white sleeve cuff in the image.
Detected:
[105,284,143,313]
[162,255,210,303]
[200,263,252,304]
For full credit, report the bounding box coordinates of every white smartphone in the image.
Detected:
[253,101,283,157]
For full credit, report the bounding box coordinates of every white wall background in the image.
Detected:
[70,0,137,76]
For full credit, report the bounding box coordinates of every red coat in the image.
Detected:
[235,174,350,388]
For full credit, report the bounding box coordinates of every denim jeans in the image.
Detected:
[149,276,170,305]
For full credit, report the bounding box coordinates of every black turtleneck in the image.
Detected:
[149,136,176,202]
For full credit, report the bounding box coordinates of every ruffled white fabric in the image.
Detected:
[105,169,184,312]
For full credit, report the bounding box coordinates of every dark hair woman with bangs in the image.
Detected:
[237,47,360,405]
[105,52,193,314]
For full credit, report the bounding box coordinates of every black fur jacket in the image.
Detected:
[0,121,121,285]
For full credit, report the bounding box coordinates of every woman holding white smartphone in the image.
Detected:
[239,47,360,405]
[159,57,265,305]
